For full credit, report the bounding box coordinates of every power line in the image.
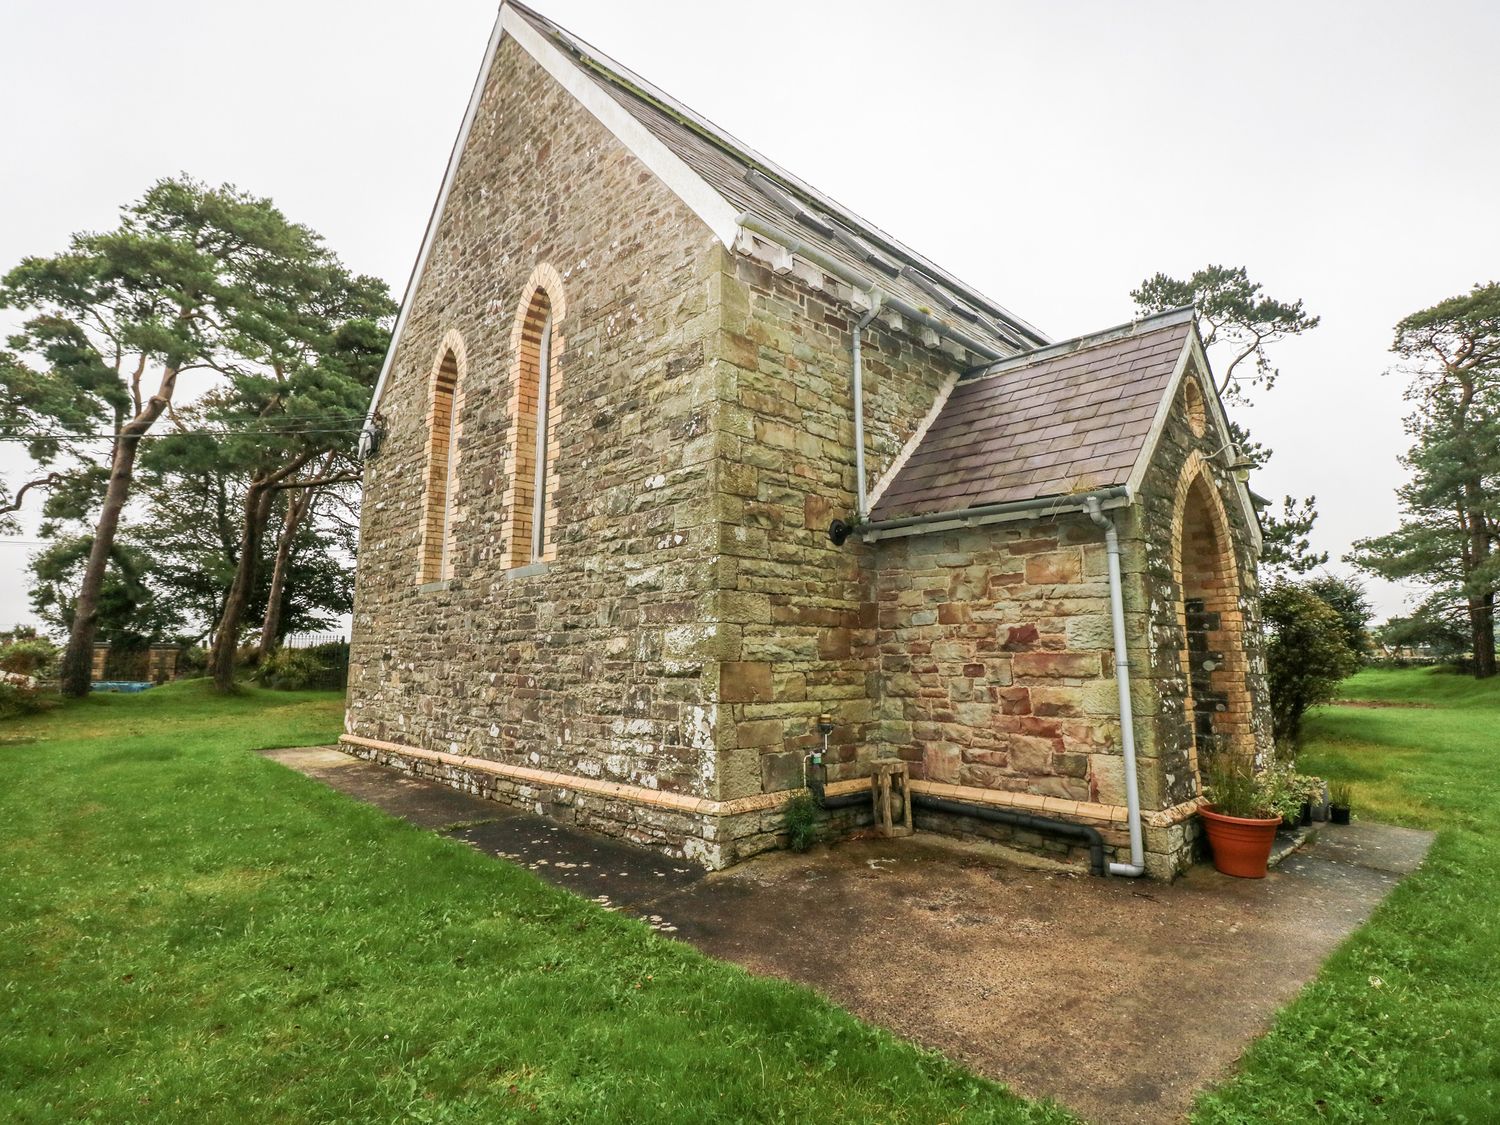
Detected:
[0,424,366,443]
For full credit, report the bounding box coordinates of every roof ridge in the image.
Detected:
[503,1,1047,344]
[964,307,1194,383]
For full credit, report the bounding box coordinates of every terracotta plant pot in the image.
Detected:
[1200,806,1282,878]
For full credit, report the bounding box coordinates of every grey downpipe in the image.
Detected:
[1086,496,1146,877]
[851,294,883,520]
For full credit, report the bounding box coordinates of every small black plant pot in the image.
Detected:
[1298,801,1313,826]
[1330,805,1351,825]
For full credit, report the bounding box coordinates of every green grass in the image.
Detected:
[1195,666,1500,1123]
[1,681,1066,1123]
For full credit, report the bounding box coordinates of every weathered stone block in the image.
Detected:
[1089,753,1126,805]
[720,661,773,702]
[1009,735,1056,775]
[1012,652,1101,679]
[1064,614,1114,650]
[759,751,804,793]
[736,718,783,748]
[924,742,962,783]
[1038,685,1101,718]
[1024,550,1083,585]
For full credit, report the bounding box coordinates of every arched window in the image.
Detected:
[504,276,564,568]
[1183,376,1207,438]
[419,347,462,583]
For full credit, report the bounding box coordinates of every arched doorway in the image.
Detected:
[1175,467,1251,782]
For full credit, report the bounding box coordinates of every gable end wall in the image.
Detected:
[347,34,731,864]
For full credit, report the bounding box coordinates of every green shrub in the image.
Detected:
[1263,580,1362,747]
[0,638,59,678]
[175,646,209,678]
[0,678,50,720]
[783,792,818,852]
[256,642,348,691]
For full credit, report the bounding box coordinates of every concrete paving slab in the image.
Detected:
[264,745,1433,1124]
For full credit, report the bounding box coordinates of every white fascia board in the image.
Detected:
[1123,333,1195,500]
[1124,325,1263,552]
[501,6,741,246]
[363,9,508,431]
[1192,330,1264,552]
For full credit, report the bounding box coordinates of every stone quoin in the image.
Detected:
[344,1,1272,878]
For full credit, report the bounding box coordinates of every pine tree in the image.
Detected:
[1351,284,1500,678]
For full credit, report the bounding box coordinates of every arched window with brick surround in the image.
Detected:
[1172,455,1252,781]
[503,267,566,569]
[418,337,465,584]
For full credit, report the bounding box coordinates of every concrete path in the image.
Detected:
[263,746,1434,1124]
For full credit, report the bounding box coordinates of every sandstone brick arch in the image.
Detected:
[1170,450,1254,783]
[502,264,567,568]
[418,329,469,583]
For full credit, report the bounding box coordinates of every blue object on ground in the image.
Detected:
[91,681,154,693]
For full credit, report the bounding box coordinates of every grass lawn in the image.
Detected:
[1195,665,1500,1122]
[1,681,1068,1123]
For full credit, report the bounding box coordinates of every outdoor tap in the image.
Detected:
[805,714,836,793]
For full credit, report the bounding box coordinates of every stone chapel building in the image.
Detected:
[344,2,1272,878]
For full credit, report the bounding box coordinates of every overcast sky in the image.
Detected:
[3,0,1497,628]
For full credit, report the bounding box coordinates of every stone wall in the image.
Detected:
[871,512,1143,868]
[347,36,732,864]
[704,252,974,807]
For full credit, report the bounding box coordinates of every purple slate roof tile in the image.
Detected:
[869,312,1194,522]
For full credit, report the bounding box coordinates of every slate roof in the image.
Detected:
[868,309,1195,522]
[508,1,1048,353]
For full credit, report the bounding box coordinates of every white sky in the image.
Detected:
[3,0,1498,628]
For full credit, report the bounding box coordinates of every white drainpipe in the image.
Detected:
[1086,496,1146,877]
[851,293,883,520]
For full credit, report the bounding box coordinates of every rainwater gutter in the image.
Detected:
[806,723,1110,876]
[856,486,1130,543]
[1086,496,1146,878]
[806,763,868,812]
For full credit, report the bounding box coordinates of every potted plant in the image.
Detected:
[1329,782,1352,825]
[1308,777,1330,822]
[1293,773,1324,826]
[1199,754,1289,878]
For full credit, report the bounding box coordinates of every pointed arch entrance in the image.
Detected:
[1172,454,1254,782]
